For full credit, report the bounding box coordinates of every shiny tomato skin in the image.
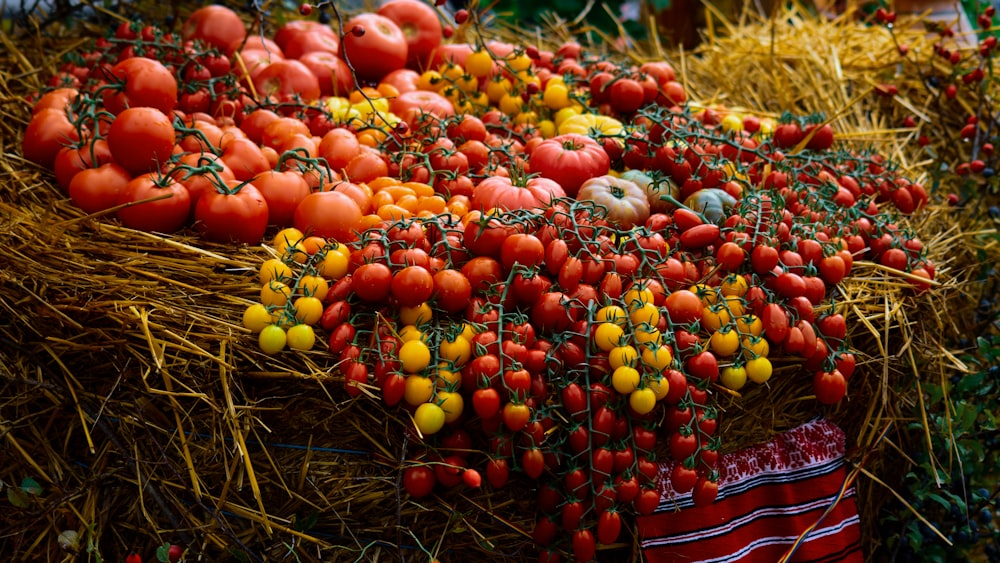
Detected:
[293,191,363,243]
[403,465,435,498]
[253,59,321,102]
[376,0,442,68]
[340,13,408,83]
[194,181,269,244]
[104,57,178,115]
[108,107,177,174]
[117,173,191,233]
[22,108,81,169]
[182,5,247,52]
[68,162,131,214]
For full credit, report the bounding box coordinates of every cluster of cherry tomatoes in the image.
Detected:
[21,1,938,560]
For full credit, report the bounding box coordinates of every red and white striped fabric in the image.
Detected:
[638,417,863,563]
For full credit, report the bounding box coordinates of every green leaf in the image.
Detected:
[7,486,30,508]
[19,477,42,496]
[926,492,953,511]
[955,372,984,395]
[156,543,171,563]
[957,439,986,463]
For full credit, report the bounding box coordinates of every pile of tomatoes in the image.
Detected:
[21,1,936,560]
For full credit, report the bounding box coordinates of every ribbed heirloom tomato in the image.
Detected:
[528,133,610,197]
[376,0,442,68]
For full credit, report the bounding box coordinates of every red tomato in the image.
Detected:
[298,52,353,97]
[391,265,434,307]
[571,529,596,562]
[22,108,81,169]
[53,139,113,192]
[433,269,471,313]
[68,162,131,214]
[692,477,720,506]
[472,175,566,212]
[117,172,191,233]
[472,387,501,418]
[664,289,703,325]
[104,57,178,114]
[281,27,340,59]
[597,510,622,545]
[486,458,510,489]
[377,0,442,68]
[403,465,435,498]
[293,191,363,243]
[499,233,545,272]
[427,43,474,69]
[814,369,847,404]
[107,107,176,174]
[390,90,455,126]
[381,68,422,93]
[181,5,247,52]
[194,180,269,244]
[253,59,321,102]
[251,170,310,227]
[528,134,610,197]
[340,13,408,83]
[671,464,698,493]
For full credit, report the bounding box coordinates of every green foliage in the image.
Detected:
[877,335,1000,561]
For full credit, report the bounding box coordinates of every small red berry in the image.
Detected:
[526,45,540,60]
[983,143,993,154]
[949,51,962,65]
[967,115,979,125]
[898,44,909,56]
[167,544,184,563]
[971,159,986,174]
[945,84,958,99]
[442,25,454,38]
[435,0,447,4]
[454,9,469,24]
[525,81,540,95]
[947,193,960,206]
[902,115,917,128]
[986,6,996,17]
[125,553,143,563]
[979,14,992,29]
[298,3,312,16]
[961,123,977,139]
[351,25,365,37]
[917,135,931,147]
[957,162,971,175]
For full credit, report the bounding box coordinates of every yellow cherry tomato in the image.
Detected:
[404,374,435,405]
[435,364,462,389]
[440,335,472,367]
[709,328,741,357]
[542,82,571,109]
[648,375,670,401]
[258,324,287,355]
[736,314,763,337]
[612,365,641,394]
[641,344,673,371]
[629,302,661,329]
[273,227,304,253]
[720,274,749,297]
[399,302,433,326]
[628,387,657,415]
[609,345,639,370]
[743,335,770,358]
[701,304,731,332]
[286,323,316,351]
[243,303,274,333]
[260,280,292,308]
[720,365,748,391]
[465,50,495,78]
[437,391,465,423]
[593,322,625,352]
[318,251,348,280]
[623,286,654,309]
[292,296,324,325]
[596,305,628,326]
[633,325,662,347]
[413,402,446,435]
[400,340,432,373]
[260,258,293,286]
[746,356,773,384]
[297,274,329,301]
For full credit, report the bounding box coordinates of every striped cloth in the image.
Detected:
[638,418,863,563]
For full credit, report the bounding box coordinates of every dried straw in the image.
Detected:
[1,3,996,562]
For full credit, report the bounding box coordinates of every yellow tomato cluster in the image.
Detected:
[243,227,350,354]
[694,274,773,392]
[400,320,478,437]
[591,288,676,415]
